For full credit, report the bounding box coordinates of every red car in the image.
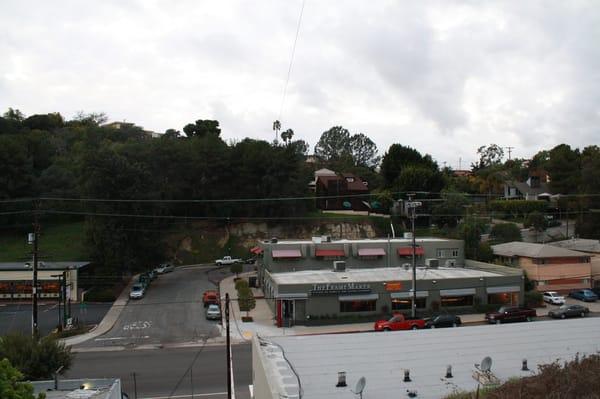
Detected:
[485,306,536,324]
[374,313,426,331]
[202,290,219,308]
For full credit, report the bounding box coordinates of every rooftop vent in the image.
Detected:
[321,235,331,242]
[425,258,439,268]
[336,371,347,387]
[404,232,413,239]
[333,261,346,272]
[403,263,410,270]
[270,237,278,243]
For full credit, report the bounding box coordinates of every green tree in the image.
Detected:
[524,211,547,232]
[472,144,504,170]
[183,119,221,138]
[238,286,256,317]
[280,129,294,145]
[314,127,379,169]
[431,191,469,228]
[0,334,71,380]
[272,120,281,142]
[490,223,522,244]
[459,218,488,260]
[576,146,600,238]
[547,144,581,194]
[348,133,380,168]
[314,126,351,163]
[380,144,438,188]
[230,263,242,277]
[23,113,64,131]
[0,359,44,399]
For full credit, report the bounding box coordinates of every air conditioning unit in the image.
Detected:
[322,235,332,243]
[333,261,346,272]
[425,258,439,268]
[404,232,413,239]
[270,237,278,243]
[445,259,456,267]
[403,263,411,270]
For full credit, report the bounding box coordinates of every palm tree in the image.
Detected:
[281,128,294,145]
[272,120,281,142]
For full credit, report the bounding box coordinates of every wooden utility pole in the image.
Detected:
[31,201,40,337]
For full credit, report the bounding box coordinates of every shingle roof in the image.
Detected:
[548,238,600,254]
[507,180,550,196]
[491,242,586,258]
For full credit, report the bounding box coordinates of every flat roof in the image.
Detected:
[0,261,90,271]
[257,317,600,399]
[32,378,119,399]
[262,238,460,245]
[269,266,501,285]
[549,238,600,254]
[492,241,586,258]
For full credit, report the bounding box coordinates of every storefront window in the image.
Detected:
[441,295,473,307]
[488,293,518,305]
[391,298,426,310]
[340,300,376,312]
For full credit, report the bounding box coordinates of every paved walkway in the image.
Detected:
[219,273,563,342]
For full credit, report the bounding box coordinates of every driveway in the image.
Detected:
[82,266,223,348]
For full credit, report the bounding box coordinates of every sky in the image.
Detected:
[1,0,599,168]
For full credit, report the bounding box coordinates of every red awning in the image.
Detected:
[272,249,303,258]
[315,249,345,257]
[358,248,386,256]
[397,246,424,256]
[250,246,263,254]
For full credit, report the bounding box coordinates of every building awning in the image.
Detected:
[250,246,263,254]
[486,286,520,294]
[440,288,476,296]
[358,248,386,257]
[390,291,429,299]
[315,249,345,257]
[338,293,379,302]
[397,247,425,256]
[272,249,302,259]
[277,293,308,299]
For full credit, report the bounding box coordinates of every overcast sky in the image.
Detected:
[1,1,599,168]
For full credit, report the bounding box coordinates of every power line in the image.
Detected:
[278,0,306,123]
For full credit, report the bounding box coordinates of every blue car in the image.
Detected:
[569,289,598,302]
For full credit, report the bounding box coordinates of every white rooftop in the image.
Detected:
[270,266,501,285]
[549,238,600,254]
[257,317,600,399]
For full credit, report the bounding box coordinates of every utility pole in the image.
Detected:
[506,146,514,160]
[406,194,422,318]
[51,273,63,329]
[31,201,40,337]
[62,270,68,326]
[225,293,231,399]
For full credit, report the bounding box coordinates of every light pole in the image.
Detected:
[406,194,422,318]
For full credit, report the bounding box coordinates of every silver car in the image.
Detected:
[205,304,221,320]
[129,284,145,299]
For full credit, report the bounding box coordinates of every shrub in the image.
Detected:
[525,290,543,307]
[230,263,242,277]
[489,200,547,219]
[490,223,522,244]
[235,279,249,291]
[0,333,72,380]
[0,359,44,399]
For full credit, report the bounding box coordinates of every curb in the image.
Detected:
[60,277,135,347]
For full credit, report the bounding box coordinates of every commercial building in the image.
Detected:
[252,317,600,399]
[492,241,592,293]
[257,238,524,326]
[31,378,122,399]
[0,261,89,301]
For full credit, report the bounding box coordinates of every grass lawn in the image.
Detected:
[0,221,87,262]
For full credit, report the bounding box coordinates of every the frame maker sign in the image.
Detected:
[309,283,371,295]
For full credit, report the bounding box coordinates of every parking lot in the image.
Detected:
[82,265,228,348]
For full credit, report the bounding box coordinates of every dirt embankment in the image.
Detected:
[167,220,383,264]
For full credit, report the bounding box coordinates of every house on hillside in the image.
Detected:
[102,121,160,138]
[549,238,600,288]
[492,241,592,293]
[503,170,552,201]
[315,173,369,211]
[308,168,337,192]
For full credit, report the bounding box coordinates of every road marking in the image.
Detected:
[140,392,227,399]
[94,336,150,341]
[123,320,152,330]
[43,304,58,312]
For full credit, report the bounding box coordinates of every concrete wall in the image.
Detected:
[252,336,278,399]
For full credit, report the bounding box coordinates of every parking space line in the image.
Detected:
[140,392,227,399]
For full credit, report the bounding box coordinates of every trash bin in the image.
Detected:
[249,276,257,288]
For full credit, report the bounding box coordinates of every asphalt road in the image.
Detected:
[82,266,228,348]
[65,344,252,399]
[0,302,111,337]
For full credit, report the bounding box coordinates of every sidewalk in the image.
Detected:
[219,273,556,342]
[60,277,135,347]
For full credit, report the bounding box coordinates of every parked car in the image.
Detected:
[138,274,150,288]
[548,304,590,319]
[155,263,174,274]
[592,287,600,296]
[485,306,536,324]
[569,289,598,302]
[374,313,426,331]
[129,284,145,299]
[147,270,157,281]
[543,291,566,305]
[202,290,220,307]
[243,257,256,264]
[205,304,222,320]
[425,314,462,329]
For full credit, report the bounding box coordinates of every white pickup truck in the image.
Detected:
[215,256,242,266]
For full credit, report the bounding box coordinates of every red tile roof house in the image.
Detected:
[315,173,369,211]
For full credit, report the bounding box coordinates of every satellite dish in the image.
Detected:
[481,356,492,372]
[352,377,366,398]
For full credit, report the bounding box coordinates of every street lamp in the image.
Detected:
[406,194,422,318]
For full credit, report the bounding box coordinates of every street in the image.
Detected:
[80,266,226,349]
[66,344,252,399]
[0,302,111,337]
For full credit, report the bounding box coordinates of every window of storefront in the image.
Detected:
[340,300,376,312]
[441,295,473,307]
[391,298,426,310]
[488,293,519,305]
